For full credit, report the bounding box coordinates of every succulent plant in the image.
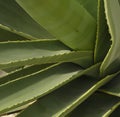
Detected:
[0,0,119,117]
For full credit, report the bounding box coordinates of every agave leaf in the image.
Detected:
[94,0,111,63]
[2,66,25,73]
[0,64,53,86]
[0,40,93,69]
[0,63,100,115]
[99,73,120,97]
[16,74,115,117]
[100,0,120,75]
[16,0,96,50]
[1,101,34,116]
[77,0,98,19]
[0,0,53,39]
[0,28,27,41]
[0,63,100,87]
[1,63,100,114]
[69,92,120,117]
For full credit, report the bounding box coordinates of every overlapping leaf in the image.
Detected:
[0,0,119,116]
[77,0,98,19]
[0,40,93,69]
[94,0,111,63]
[16,73,116,117]
[0,28,27,41]
[100,73,120,97]
[101,0,120,75]
[0,0,53,39]
[0,63,99,115]
[0,64,52,86]
[69,92,120,117]
[16,0,96,50]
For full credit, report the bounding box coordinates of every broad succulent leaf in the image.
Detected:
[0,63,99,114]
[0,40,93,69]
[16,0,96,50]
[0,0,119,116]
[16,74,116,117]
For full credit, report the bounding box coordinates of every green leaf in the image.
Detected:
[16,0,96,50]
[0,0,53,39]
[0,63,99,115]
[77,0,98,19]
[0,28,27,41]
[100,0,120,75]
[0,64,53,86]
[99,73,120,97]
[94,0,111,63]
[0,40,93,69]
[0,63,99,86]
[16,74,115,117]
[69,92,120,117]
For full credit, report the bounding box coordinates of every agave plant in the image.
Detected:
[0,0,120,117]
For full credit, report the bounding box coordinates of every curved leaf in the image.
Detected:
[17,74,115,117]
[0,0,53,39]
[0,63,99,115]
[0,40,93,69]
[16,0,96,50]
[100,0,120,75]
[94,0,111,63]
